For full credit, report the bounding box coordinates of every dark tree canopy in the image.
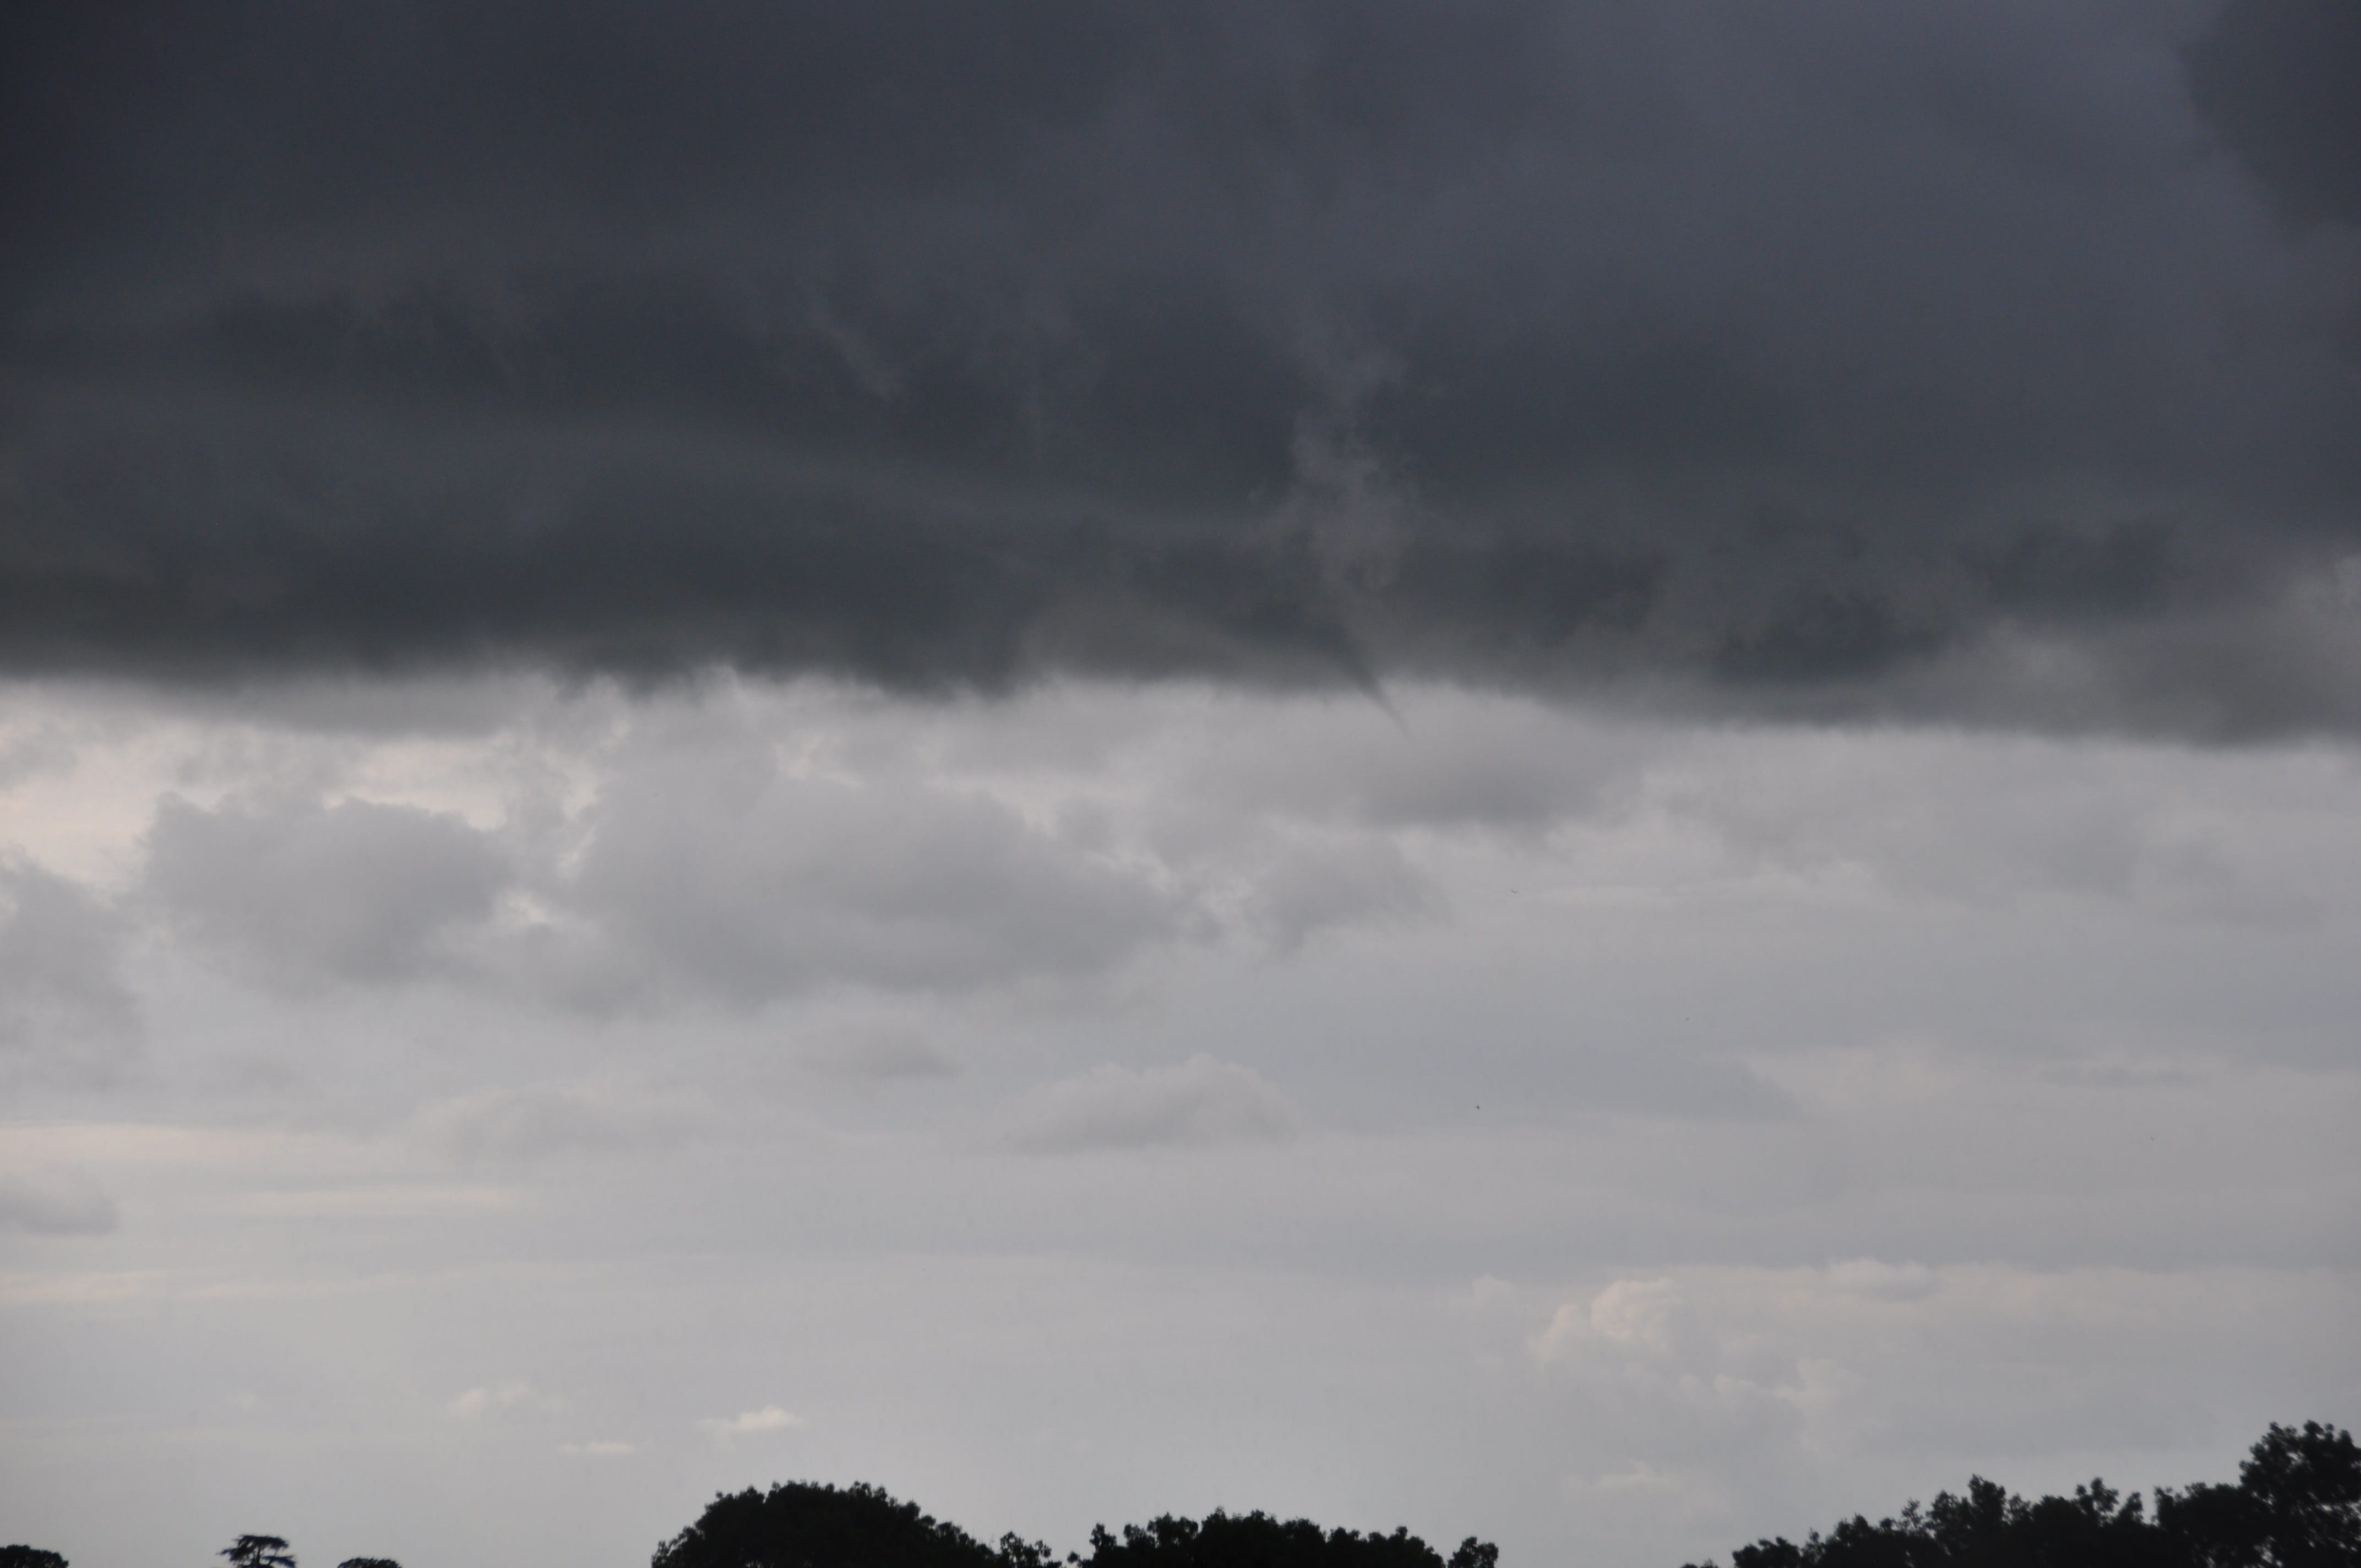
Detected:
[1076,1512,1498,1568]
[652,1482,1035,1568]
[222,1539,295,1568]
[650,1484,1497,1568]
[0,1548,68,1568]
[335,1559,404,1568]
[1684,1422,2360,1568]
[648,1420,2347,1568]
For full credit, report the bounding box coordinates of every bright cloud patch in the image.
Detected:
[446,1380,533,1422]
[699,1406,807,1445]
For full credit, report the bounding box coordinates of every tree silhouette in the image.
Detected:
[652,1481,1040,1568]
[2155,1420,2361,1568]
[645,1419,2345,1568]
[1683,1420,2360,1568]
[221,1537,295,1568]
[650,1485,1496,1568]
[335,1559,403,1568]
[1073,1511,1497,1568]
[1,1548,68,1568]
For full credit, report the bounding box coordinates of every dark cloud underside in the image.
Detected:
[4,0,2357,730]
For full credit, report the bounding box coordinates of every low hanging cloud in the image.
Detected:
[1005,1054,1301,1153]
[101,689,1499,1009]
[0,856,137,1078]
[1,1,2355,737]
[142,791,508,991]
[1244,834,1438,954]
[556,765,1193,1005]
[122,728,1201,1006]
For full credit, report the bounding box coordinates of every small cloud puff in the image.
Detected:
[1533,1277,1679,1363]
[447,1380,532,1421]
[699,1405,806,1445]
[1004,1054,1298,1153]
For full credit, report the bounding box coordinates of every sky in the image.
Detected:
[1,2,2357,1565]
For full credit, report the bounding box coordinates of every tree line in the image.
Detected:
[1682,1421,2359,1568]
[3,1418,2349,1567]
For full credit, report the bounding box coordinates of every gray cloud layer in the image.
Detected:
[0,855,135,1080]
[3,1,2358,732]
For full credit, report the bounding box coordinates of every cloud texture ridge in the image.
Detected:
[4,0,2357,734]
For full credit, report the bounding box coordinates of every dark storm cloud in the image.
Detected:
[2184,0,2361,227]
[3,0,2357,730]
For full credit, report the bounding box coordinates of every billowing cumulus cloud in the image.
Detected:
[143,790,508,990]
[551,759,1193,1005]
[105,685,1508,1008]
[3,1,2356,734]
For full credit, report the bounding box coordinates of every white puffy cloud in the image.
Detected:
[699,1405,806,1445]
[446,1379,533,1422]
[1517,1259,2361,1493]
[1535,1277,1682,1362]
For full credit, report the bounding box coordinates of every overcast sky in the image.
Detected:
[2,3,2357,1566]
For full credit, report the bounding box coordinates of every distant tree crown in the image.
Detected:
[1684,1420,2359,1568]
[0,1547,69,1568]
[222,1536,296,1568]
[650,1483,1498,1568]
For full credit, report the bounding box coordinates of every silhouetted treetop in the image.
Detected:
[2155,1421,2361,1568]
[222,1538,295,1568]
[644,1419,2344,1568]
[0,1548,68,1568]
[1076,1512,1497,1568]
[335,1559,404,1568]
[649,1484,1497,1568]
[652,1481,1039,1568]
[1683,1420,2359,1568]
